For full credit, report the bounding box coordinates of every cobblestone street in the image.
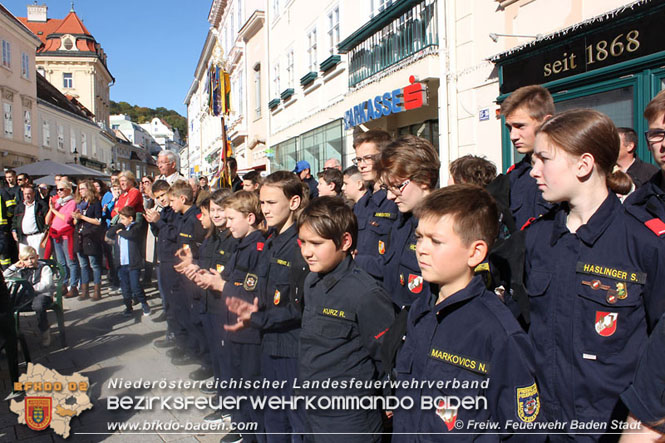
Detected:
[1,278,226,443]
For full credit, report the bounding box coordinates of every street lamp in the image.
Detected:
[73,148,79,164]
[489,32,541,42]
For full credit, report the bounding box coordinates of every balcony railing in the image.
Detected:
[340,0,438,88]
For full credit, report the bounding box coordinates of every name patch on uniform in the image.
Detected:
[320,307,354,320]
[576,262,646,284]
[218,250,226,255]
[374,212,396,220]
[429,348,489,375]
[516,383,540,423]
[243,273,258,291]
[179,233,192,238]
[273,258,291,267]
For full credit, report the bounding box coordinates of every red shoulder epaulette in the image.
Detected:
[196,213,202,220]
[507,164,516,174]
[297,239,302,247]
[520,217,536,231]
[645,218,665,236]
[257,242,264,251]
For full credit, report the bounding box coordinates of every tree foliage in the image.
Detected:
[110,100,187,140]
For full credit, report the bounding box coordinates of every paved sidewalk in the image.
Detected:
[0,278,228,443]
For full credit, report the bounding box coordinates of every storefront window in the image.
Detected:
[398,120,439,152]
[270,120,344,173]
[555,86,634,129]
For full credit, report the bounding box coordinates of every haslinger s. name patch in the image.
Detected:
[576,262,646,284]
[429,348,489,375]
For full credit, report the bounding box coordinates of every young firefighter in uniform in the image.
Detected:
[498,85,554,228]
[178,190,239,423]
[297,196,395,442]
[196,190,267,443]
[175,197,216,381]
[525,109,665,440]
[392,185,542,441]
[351,129,398,280]
[379,135,440,309]
[225,171,309,442]
[624,89,665,237]
[145,180,181,348]
[170,181,208,366]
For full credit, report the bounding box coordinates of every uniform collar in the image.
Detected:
[370,187,389,206]
[183,205,198,219]
[550,193,619,247]
[307,255,354,293]
[512,154,533,177]
[237,229,264,250]
[267,224,297,250]
[357,190,371,208]
[398,211,414,229]
[412,275,486,323]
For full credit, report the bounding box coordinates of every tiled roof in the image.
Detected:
[18,10,96,53]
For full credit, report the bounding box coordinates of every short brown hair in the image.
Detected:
[379,135,440,189]
[119,205,136,219]
[297,196,357,251]
[644,89,665,124]
[223,190,264,227]
[317,168,343,194]
[500,85,554,120]
[262,171,307,217]
[414,184,499,250]
[353,129,392,151]
[449,155,497,187]
[152,179,170,194]
[170,180,194,204]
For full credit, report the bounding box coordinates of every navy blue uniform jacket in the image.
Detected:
[222,229,266,344]
[394,276,542,441]
[382,212,429,308]
[524,193,665,431]
[250,224,307,358]
[353,188,398,280]
[298,256,395,396]
[508,155,552,229]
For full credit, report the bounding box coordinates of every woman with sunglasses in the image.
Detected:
[45,179,80,299]
[378,135,440,309]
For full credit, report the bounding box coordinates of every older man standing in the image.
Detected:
[157,151,185,185]
[12,186,48,256]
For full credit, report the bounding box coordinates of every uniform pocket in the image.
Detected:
[313,316,353,339]
[574,275,643,355]
[525,270,551,298]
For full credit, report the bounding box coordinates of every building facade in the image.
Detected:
[18,4,114,129]
[139,117,183,155]
[0,3,42,169]
[37,72,114,170]
[267,0,439,175]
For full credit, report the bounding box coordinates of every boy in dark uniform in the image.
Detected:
[169,180,207,366]
[392,186,542,441]
[498,85,554,228]
[196,190,267,443]
[352,129,398,280]
[297,196,395,442]
[145,180,181,347]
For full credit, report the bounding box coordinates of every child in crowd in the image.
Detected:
[392,185,541,441]
[352,129,398,280]
[379,135,440,308]
[226,171,309,441]
[4,246,54,346]
[316,168,343,197]
[195,190,267,443]
[297,196,395,442]
[106,206,150,317]
[448,154,497,187]
[242,170,263,192]
[341,165,366,205]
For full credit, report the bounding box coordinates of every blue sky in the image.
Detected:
[3,0,211,116]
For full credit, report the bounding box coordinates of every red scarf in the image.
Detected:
[44,225,75,260]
